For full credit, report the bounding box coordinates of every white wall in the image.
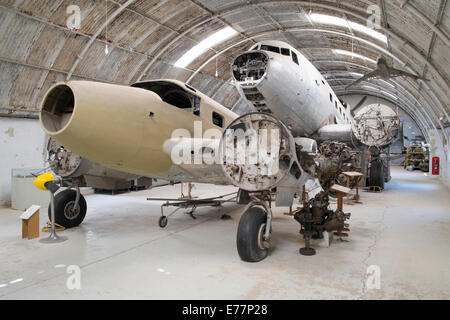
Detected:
[0,117,47,206]
[429,127,450,187]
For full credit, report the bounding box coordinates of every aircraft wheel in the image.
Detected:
[158,216,168,228]
[369,160,385,190]
[236,207,269,262]
[48,189,87,228]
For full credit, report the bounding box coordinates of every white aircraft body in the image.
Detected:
[232,40,351,137]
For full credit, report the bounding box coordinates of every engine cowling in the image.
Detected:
[40,81,179,177]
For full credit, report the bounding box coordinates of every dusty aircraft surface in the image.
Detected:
[39,40,400,262]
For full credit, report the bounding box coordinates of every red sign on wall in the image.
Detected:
[432,157,440,175]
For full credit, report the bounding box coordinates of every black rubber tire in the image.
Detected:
[48,189,87,228]
[236,207,268,262]
[369,160,385,190]
[158,216,168,228]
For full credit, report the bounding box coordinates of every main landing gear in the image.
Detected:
[236,194,272,262]
[368,159,385,190]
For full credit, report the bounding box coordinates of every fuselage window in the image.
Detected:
[193,96,200,116]
[292,52,299,65]
[281,48,290,56]
[261,45,280,54]
[315,80,319,86]
[330,93,333,102]
[335,101,337,109]
[212,112,224,127]
[321,79,325,85]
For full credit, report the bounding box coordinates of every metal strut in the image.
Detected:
[242,195,273,245]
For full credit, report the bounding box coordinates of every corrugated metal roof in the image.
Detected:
[0,0,447,134]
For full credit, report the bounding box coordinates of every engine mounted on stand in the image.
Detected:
[293,140,353,256]
[293,191,351,256]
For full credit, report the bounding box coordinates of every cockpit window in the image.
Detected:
[291,52,299,65]
[131,81,200,116]
[260,45,280,54]
[280,48,290,56]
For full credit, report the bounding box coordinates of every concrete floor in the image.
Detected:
[0,166,449,299]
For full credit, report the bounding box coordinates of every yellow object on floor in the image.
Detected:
[42,221,65,232]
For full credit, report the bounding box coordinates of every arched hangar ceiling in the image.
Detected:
[0,0,448,141]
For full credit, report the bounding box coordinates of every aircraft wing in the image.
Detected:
[345,69,381,89]
[388,67,427,81]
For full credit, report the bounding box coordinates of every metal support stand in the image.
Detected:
[299,211,316,256]
[39,183,67,243]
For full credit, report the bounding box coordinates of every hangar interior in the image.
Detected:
[0,0,449,299]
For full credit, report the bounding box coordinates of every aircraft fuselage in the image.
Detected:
[232,40,350,137]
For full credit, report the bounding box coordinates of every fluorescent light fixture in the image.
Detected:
[174,26,238,68]
[309,13,387,44]
[333,49,377,64]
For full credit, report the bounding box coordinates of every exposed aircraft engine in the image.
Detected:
[352,103,400,148]
[47,137,82,177]
[46,137,141,181]
[315,141,361,189]
[219,112,306,193]
[294,191,351,255]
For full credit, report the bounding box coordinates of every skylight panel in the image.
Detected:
[333,49,377,64]
[174,27,238,68]
[309,13,387,44]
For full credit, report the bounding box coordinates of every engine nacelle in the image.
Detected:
[40,81,174,176]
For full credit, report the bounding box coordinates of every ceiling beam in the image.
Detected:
[0,56,120,84]
[400,0,449,46]
[66,0,137,80]
[0,107,39,119]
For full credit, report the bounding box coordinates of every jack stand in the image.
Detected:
[299,212,316,256]
[39,181,67,244]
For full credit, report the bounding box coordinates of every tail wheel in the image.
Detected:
[236,207,269,262]
[48,189,87,228]
[369,160,385,190]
